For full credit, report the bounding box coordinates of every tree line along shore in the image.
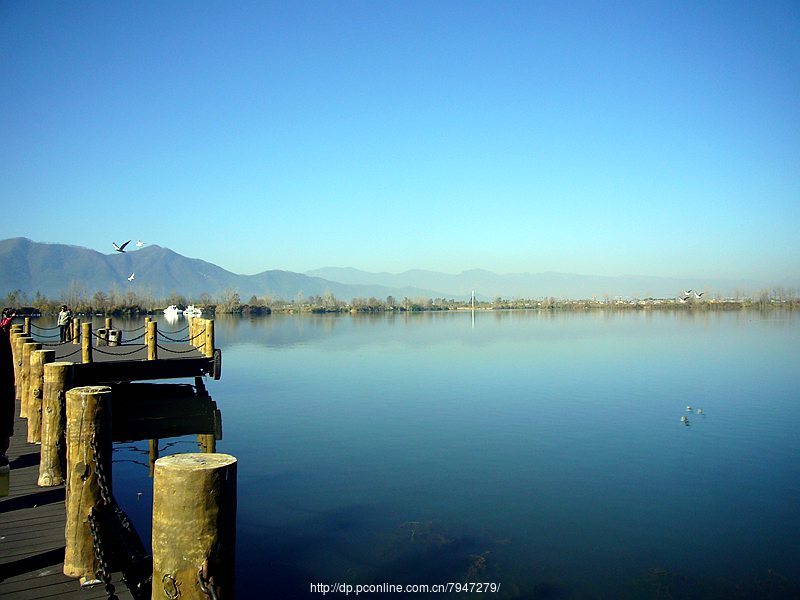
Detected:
[3,287,798,316]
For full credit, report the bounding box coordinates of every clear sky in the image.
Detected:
[1,1,798,283]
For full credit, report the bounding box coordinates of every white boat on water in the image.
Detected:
[183,305,203,317]
[163,305,181,316]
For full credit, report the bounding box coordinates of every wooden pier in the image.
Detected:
[0,400,134,599]
[1,316,231,599]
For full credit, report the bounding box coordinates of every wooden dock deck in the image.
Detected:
[0,401,134,599]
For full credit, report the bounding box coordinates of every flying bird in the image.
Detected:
[694,291,704,299]
[683,289,692,296]
[127,273,135,282]
[135,240,145,247]
[678,296,689,303]
[113,240,131,253]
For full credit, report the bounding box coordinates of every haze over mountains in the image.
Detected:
[0,238,778,303]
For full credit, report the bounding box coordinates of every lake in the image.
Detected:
[91,310,799,598]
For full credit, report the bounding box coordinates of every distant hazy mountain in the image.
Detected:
[0,238,779,303]
[0,238,445,302]
[307,266,769,299]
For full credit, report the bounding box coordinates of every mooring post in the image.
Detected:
[39,362,72,486]
[9,326,22,388]
[105,316,112,330]
[20,340,41,419]
[23,316,31,335]
[152,453,237,600]
[147,320,158,360]
[81,322,92,364]
[27,349,55,443]
[204,319,215,358]
[72,317,81,344]
[63,385,113,580]
[149,439,159,478]
[13,335,32,404]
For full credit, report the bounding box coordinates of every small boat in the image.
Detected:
[183,305,203,317]
[163,305,181,316]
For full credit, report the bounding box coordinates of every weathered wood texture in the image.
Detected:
[152,453,237,600]
[63,386,113,579]
[38,362,72,487]
[0,400,133,599]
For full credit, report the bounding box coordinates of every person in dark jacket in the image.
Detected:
[1,308,16,458]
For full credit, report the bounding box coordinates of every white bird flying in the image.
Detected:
[678,296,689,303]
[135,240,145,247]
[113,240,131,253]
[127,273,135,282]
[683,289,692,296]
[694,291,704,299]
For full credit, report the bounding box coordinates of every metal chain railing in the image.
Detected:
[157,331,190,343]
[30,323,60,331]
[188,328,206,343]
[156,343,205,354]
[92,345,147,357]
[89,433,152,600]
[32,331,61,339]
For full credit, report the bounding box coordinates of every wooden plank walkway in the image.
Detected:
[0,400,133,599]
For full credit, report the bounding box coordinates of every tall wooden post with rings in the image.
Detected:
[63,385,113,581]
[152,453,237,600]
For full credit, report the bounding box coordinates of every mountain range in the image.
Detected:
[0,238,779,303]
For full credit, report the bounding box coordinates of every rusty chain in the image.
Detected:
[89,433,152,600]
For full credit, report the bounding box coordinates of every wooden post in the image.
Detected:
[13,335,32,403]
[105,316,112,331]
[9,327,22,389]
[72,317,81,344]
[64,386,113,580]
[24,316,31,335]
[82,322,92,364]
[20,341,41,419]
[204,319,214,358]
[147,320,158,360]
[27,349,55,443]
[149,439,159,478]
[39,362,72,486]
[152,453,237,600]
[197,433,216,453]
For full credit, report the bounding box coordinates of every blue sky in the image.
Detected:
[1,1,798,283]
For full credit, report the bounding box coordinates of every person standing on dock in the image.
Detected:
[58,304,72,343]
[0,308,16,458]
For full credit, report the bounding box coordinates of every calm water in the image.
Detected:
[64,310,800,598]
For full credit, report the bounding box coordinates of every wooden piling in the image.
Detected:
[72,317,81,344]
[38,362,73,486]
[24,316,31,335]
[203,319,214,358]
[82,322,92,364]
[152,453,237,600]
[20,340,41,419]
[27,348,55,443]
[64,385,113,580]
[149,439,159,478]
[9,329,23,396]
[105,316,112,330]
[147,320,158,360]
[13,335,32,403]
